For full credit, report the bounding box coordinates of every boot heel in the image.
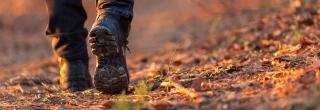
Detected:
[89,26,119,57]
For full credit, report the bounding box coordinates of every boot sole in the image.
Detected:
[89,26,129,94]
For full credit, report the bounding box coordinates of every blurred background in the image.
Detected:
[0,0,300,66]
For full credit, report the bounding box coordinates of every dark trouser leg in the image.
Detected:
[46,0,88,60]
[96,0,134,23]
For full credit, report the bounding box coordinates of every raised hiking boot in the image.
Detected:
[59,58,93,92]
[89,13,131,94]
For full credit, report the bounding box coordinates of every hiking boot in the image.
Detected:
[59,57,93,92]
[89,13,131,94]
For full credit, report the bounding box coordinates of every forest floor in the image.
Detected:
[0,1,320,110]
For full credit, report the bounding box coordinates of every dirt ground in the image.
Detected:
[0,0,320,110]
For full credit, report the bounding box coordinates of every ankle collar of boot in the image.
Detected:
[97,9,132,21]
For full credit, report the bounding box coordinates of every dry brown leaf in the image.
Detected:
[300,36,313,46]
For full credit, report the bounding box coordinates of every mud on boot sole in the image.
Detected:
[89,26,129,94]
[94,66,129,94]
[89,26,119,57]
